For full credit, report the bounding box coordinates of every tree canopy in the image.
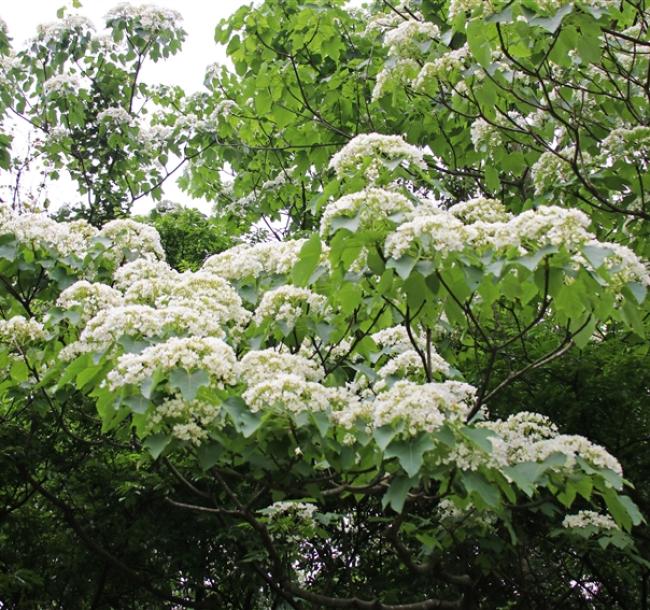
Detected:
[0,1,649,608]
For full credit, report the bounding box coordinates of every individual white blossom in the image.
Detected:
[320,188,414,236]
[106,336,238,391]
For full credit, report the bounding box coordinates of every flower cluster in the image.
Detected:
[35,15,94,45]
[97,219,165,263]
[56,281,124,323]
[1,212,96,258]
[0,316,46,346]
[450,197,512,223]
[203,238,324,281]
[43,74,82,96]
[106,337,238,391]
[562,510,619,531]
[105,3,182,33]
[329,133,427,181]
[414,45,469,88]
[97,106,133,126]
[383,19,440,57]
[239,349,323,386]
[254,286,329,328]
[243,374,334,415]
[61,304,226,360]
[147,395,219,445]
[320,188,414,236]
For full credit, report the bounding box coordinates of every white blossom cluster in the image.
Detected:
[448,0,495,20]
[106,337,238,391]
[375,349,451,388]
[562,510,619,531]
[450,197,512,223]
[385,204,595,260]
[371,325,426,353]
[148,395,219,445]
[97,219,165,263]
[254,286,329,328]
[105,3,183,33]
[239,349,323,386]
[43,74,82,97]
[335,379,475,435]
[600,126,650,165]
[530,149,587,196]
[56,281,124,323]
[203,239,323,281]
[123,271,251,330]
[320,188,414,236]
[0,316,46,346]
[243,373,335,415]
[383,19,440,56]
[97,106,133,126]
[261,500,318,524]
[470,119,503,153]
[61,304,226,360]
[35,15,94,45]
[0,211,96,257]
[329,133,427,180]
[113,259,176,291]
[372,59,419,101]
[480,412,622,475]
[414,45,469,88]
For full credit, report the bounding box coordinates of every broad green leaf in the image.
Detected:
[169,368,211,402]
[144,433,171,459]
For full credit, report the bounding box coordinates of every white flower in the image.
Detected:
[329,133,426,180]
[43,74,81,96]
[98,219,165,263]
[0,316,46,345]
[57,281,124,323]
[562,510,619,531]
[320,188,414,236]
[106,336,238,391]
[254,286,329,328]
[243,373,333,414]
[450,197,512,223]
[97,106,133,126]
[239,349,323,386]
[105,3,183,33]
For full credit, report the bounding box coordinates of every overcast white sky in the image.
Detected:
[0,0,249,213]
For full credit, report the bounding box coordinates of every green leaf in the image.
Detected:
[387,255,417,280]
[197,441,223,471]
[529,3,574,32]
[224,396,263,437]
[168,368,211,402]
[10,358,29,383]
[503,462,543,497]
[462,471,501,508]
[373,425,397,451]
[292,233,322,287]
[382,475,416,513]
[385,435,434,478]
[144,433,171,459]
[330,214,360,233]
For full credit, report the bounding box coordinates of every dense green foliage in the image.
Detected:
[1,1,650,609]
